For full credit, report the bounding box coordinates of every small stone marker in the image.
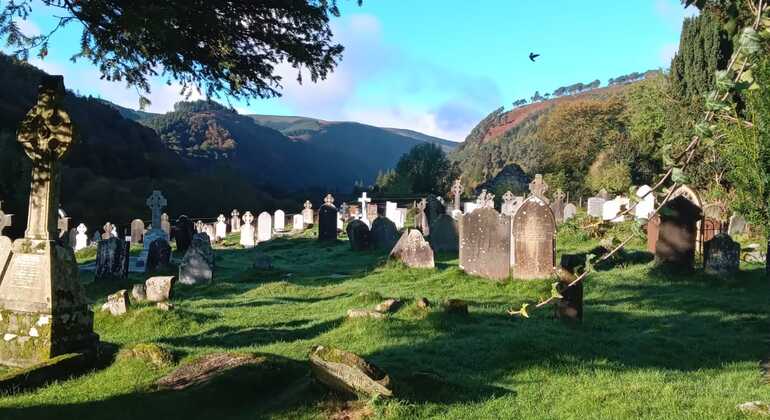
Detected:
[586,197,606,218]
[704,233,740,276]
[415,199,429,236]
[179,233,214,285]
[175,215,195,254]
[563,203,577,221]
[145,276,175,302]
[274,209,285,232]
[302,201,314,226]
[215,214,227,240]
[257,211,272,242]
[254,251,273,270]
[230,209,241,232]
[459,207,511,281]
[103,290,130,316]
[512,196,556,279]
[451,179,464,211]
[346,219,371,251]
[130,219,145,245]
[428,214,459,252]
[318,194,338,242]
[75,223,88,251]
[292,214,304,232]
[131,284,147,302]
[240,211,256,248]
[95,237,129,281]
[550,189,566,223]
[370,217,399,251]
[308,345,393,398]
[728,213,746,236]
[655,195,703,270]
[501,191,521,216]
[390,229,435,268]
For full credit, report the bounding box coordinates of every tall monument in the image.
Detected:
[0,76,98,367]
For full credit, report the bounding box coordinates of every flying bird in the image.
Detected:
[529,52,540,62]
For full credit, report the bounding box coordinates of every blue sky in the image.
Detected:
[10,0,697,141]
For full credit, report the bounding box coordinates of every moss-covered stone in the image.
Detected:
[117,343,174,368]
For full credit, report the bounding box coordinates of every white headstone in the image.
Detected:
[358,192,372,224]
[215,214,227,240]
[257,212,272,242]
[635,185,655,220]
[292,214,304,231]
[451,209,463,220]
[274,210,285,232]
[563,203,577,221]
[602,196,630,223]
[587,197,606,218]
[240,211,256,248]
[463,202,479,214]
[75,223,88,251]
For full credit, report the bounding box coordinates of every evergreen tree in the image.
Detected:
[670,12,731,101]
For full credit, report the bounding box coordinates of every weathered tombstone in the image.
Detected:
[257,212,272,242]
[602,196,630,223]
[459,205,511,281]
[635,185,655,220]
[145,276,175,302]
[529,174,550,204]
[451,179,464,211]
[302,201,314,226]
[194,220,205,234]
[703,233,740,276]
[230,209,241,232]
[179,233,214,285]
[146,238,171,272]
[415,199,430,236]
[292,214,304,231]
[346,219,371,251]
[563,203,577,221]
[728,213,747,236]
[130,219,145,245]
[175,215,195,254]
[385,201,399,227]
[550,189,566,223]
[74,223,89,251]
[57,208,70,244]
[101,222,115,240]
[318,194,338,242]
[476,190,495,208]
[425,195,446,228]
[702,202,727,243]
[274,209,285,232]
[0,77,98,366]
[339,203,350,222]
[370,217,399,251]
[671,185,705,253]
[240,211,256,248]
[511,196,556,279]
[215,214,227,240]
[95,237,129,281]
[390,229,435,268]
[586,197,606,218]
[428,214,459,252]
[655,195,703,270]
[103,290,130,316]
[161,213,171,238]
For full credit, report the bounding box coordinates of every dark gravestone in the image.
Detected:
[318,203,338,242]
[512,197,556,279]
[459,207,511,281]
[67,228,77,250]
[655,196,703,270]
[178,233,214,285]
[95,237,129,281]
[703,233,740,276]
[389,229,435,268]
[346,219,371,251]
[425,195,446,228]
[428,214,459,253]
[370,217,399,251]
[146,238,171,272]
[175,215,195,254]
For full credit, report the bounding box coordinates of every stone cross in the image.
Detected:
[502,191,514,204]
[553,189,566,203]
[451,179,464,210]
[304,200,313,210]
[358,193,371,215]
[529,174,549,200]
[477,190,495,208]
[146,190,167,231]
[242,211,254,225]
[195,220,205,233]
[324,194,335,206]
[231,209,239,219]
[217,214,226,224]
[76,223,87,235]
[417,198,427,211]
[103,222,114,238]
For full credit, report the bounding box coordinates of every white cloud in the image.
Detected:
[345,105,471,142]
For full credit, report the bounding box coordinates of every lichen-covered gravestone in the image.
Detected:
[0,76,98,367]
[390,229,435,268]
[95,237,129,281]
[459,201,511,281]
[428,214,459,253]
[179,233,214,285]
[703,233,740,276]
[511,196,556,279]
[370,217,399,251]
[318,194,338,242]
[346,219,371,251]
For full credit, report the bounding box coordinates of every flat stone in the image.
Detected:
[374,299,402,313]
[156,352,266,391]
[156,302,174,311]
[346,308,386,320]
[104,289,130,316]
[308,345,393,398]
[145,276,175,302]
[737,401,770,417]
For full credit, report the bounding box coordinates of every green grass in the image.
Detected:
[2,227,769,419]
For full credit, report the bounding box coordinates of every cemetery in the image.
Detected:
[0,1,769,419]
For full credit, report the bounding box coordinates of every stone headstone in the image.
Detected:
[175,215,195,254]
[145,276,175,302]
[95,237,129,281]
[728,213,747,236]
[215,214,227,240]
[459,207,511,281]
[563,203,577,221]
[257,212,272,242]
[0,76,98,366]
[339,203,350,222]
[318,194,338,242]
[451,179,464,211]
[146,238,171,273]
[425,195,446,228]
[635,185,655,220]
[161,213,171,238]
[370,217,399,251]
[302,201,314,226]
[704,233,740,276]
[240,211,256,248]
[130,219,145,245]
[194,220,205,234]
[463,202,479,214]
[75,223,88,251]
[67,227,77,250]
[367,203,379,224]
[586,197,606,218]
[428,214,459,252]
[131,284,146,302]
[385,201,405,230]
[292,214,304,232]
[179,233,214,285]
[101,222,115,240]
[602,196,630,223]
[550,189,566,223]
[501,191,524,216]
[415,199,429,236]
[230,209,241,232]
[104,290,130,316]
[598,188,609,200]
[390,229,435,268]
[529,174,550,203]
[511,197,556,279]
[357,193,372,222]
[346,219,371,251]
[274,210,285,232]
[655,196,703,270]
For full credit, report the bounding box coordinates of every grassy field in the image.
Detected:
[0,224,768,419]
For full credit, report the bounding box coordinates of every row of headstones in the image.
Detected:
[585,186,656,222]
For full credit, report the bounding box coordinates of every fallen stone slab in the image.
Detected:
[346,309,386,320]
[374,299,402,314]
[308,345,393,398]
[156,352,267,391]
[102,289,130,316]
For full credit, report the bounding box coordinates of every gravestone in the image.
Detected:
[550,189,566,223]
[357,193,372,226]
[501,191,524,216]
[215,214,227,240]
[655,196,703,270]
[598,188,609,200]
[367,203,379,224]
[586,197,606,218]
[476,190,495,209]
[702,202,727,243]
[459,207,511,281]
[67,228,77,251]
[602,196,630,223]
[529,174,550,204]
[175,215,195,254]
[161,213,171,238]
[0,77,98,366]
[130,219,145,245]
[346,219,371,251]
[230,209,241,232]
[703,233,740,276]
[257,212,272,242]
[646,214,661,253]
[428,214,459,252]
[195,220,205,234]
[728,213,747,236]
[563,203,577,221]
[451,179,464,211]
[179,233,214,285]
[318,194,338,242]
[140,191,169,270]
[635,185,655,220]
[671,185,705,253]
[370,217,399,251]
[302,201,314,226]
[425,195,446,228]
[101,222,115,240]
[274,209,285,232]
[205,224,216,243]
[415,199,429,236]
[146,238,171,272]
[511,197,556,279]
[75,223,88,251]
[390,229,435,268]
[240,211,256,248]
[292,214,304,231]
[95,237,129,281]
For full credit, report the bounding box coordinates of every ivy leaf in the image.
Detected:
[740,27,762,55]
[671,167,688,184]
[715,70,735,91]
[519,303,530,318]
[585,253,596,272]
[694,122,712,139]
[551,282,563,299]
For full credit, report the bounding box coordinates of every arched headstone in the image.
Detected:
[459,207,511,281]
[274,210,286,232]
[257,212,272,242]
[511,196,556,279]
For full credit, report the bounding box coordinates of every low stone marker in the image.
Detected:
[131,284,147,302]
[308,345,393,398]
[146,276,175,302]
[102,290,130,316]
[704,233,740,276]
[179,233,214,285]
[390,229,435,268]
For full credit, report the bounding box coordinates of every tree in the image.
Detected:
[0,0,361,107]
[387,143,455,195]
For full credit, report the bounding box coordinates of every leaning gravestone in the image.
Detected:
[215,214,227,240]
[179,233,214,285]
[146,238,171,273]
[240,211,256,248]
[655,195,703,271]
[274,209,285,232]
[230,209,241,233]
[175,215,195,253]
[302,201,314,226]
[346,219,371,251]
[390,229,435,268]
[511,197,556,279]
[459,204,511,281]
[318,194,338,242]
[703,233,740,276]
[130,219,145,245]
[370,217,399,251]
[0,76,98,366]
[95,237,129,281]
[563,203,577,221]
[257,212,272,242]
[429,214,459,252]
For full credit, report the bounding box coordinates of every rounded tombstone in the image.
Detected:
[511,196,556,280]
[428,214,459,253]
[370,217,399,251]
[346,219,371,251]
[175,215,195,254]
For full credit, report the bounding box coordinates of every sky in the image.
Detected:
[9,0,698,142]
